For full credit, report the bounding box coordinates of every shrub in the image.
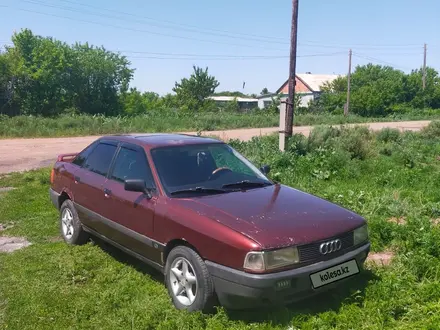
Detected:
[286,133,308,156]
[377,128,401,143]
[421,121,440,139]
[307,125,341,151]
[337,126,373,160]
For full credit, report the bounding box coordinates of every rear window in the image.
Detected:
[83,143,117,177]
[72,141,98,167]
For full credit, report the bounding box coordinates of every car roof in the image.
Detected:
[99,133,223,148]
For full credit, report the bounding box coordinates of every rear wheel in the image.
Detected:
[165,246,216,312]
[59,199,89,245]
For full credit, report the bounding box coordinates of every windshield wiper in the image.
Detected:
[222,180,272,189]
[170,187,228,196]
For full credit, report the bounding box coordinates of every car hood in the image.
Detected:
[174,184,365,249]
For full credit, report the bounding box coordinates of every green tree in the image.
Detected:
[1,29,134,116]
[311,64,407,116]
[8,29,73,116]
[0,51,15,115]
[350,64,406,116]
[260,87,269,95]
[173,66,219,111]
[403,67,440,109]
[69,43,133,115]
[121,88,146,115]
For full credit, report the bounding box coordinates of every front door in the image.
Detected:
[101,143,161,264]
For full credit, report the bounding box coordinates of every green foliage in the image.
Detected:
[222,98,240,113]
[376,128,401,143]
[3,29,440,121]
[2,113,440,138]
[0,112,279,137]
[172,65,219,111]
[421,120,440,139]
[1,29,133,116]
[404,68,440,109]
[311,64,440,117]
[260,87,269,95]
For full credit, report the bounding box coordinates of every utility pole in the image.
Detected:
[285,0,299,137]
[422,43,427,90]
[345,48,352,116]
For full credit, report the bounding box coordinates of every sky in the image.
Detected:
[1,0,439,95]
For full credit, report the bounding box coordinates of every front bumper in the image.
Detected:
[206,242,370,309]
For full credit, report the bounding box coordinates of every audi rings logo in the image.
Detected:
[319,239,342,255]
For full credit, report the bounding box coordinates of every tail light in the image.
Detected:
[50,168,55,184]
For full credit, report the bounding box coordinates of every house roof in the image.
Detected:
[297,74,341,92]
[276,73,343,94]
[207,96,258,102]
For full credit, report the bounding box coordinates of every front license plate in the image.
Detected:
[310,259,359,289]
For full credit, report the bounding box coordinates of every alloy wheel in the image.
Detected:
[169,257,198,306]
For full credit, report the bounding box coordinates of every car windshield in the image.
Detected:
[151,143,272,197]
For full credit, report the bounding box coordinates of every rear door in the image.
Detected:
[71,140,118,236]
[101,143,161,264]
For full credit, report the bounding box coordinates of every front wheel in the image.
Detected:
[165,246,216,312]
[59,199,89,245]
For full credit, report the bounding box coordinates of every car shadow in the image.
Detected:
[224,269,379,326]
[89,236,165,284]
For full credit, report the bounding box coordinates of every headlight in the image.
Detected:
[243,247,299,271]
[354,224,369,245]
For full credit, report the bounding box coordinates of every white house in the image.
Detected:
[207,96,259,111]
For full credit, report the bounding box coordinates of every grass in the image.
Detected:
[1,110,440,138]
[1,122,440,329]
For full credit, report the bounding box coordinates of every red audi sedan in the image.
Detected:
[49,134,370,312]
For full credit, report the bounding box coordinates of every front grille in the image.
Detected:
[298,231,354,264]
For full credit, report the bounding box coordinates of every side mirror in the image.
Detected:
[260,165,271,175]
[124,179,152,198]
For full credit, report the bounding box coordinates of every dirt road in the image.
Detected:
[0,120,431,174]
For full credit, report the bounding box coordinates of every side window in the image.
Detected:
[110,147,155,187]
[83,143,118,177]
[72,141,98,167]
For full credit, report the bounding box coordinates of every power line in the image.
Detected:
[12,0,433,52]
[299,40,422,49]
[55,0,288,42]
[353,52,413,70]
[124,52,345,61]
[41,0,432,51]
[21,0,289,45]
[0,35,344,60]
[0,4,288,51]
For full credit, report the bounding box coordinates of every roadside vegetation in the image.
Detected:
[1,111,439,138]
[1,122,440,329]
[2,29,440,139]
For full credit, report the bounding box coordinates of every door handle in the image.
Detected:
[104,188,112,198]
[74,176,81,184]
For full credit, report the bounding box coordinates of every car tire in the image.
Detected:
[165,246,216,312]
[59,199,89,245]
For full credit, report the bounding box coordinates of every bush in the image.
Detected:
[307,125,373,160]
[307,125,341,150]
[421,120,440,138]
[376,128,401,143]
[337,126,373,160]
[286,133,308,155]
